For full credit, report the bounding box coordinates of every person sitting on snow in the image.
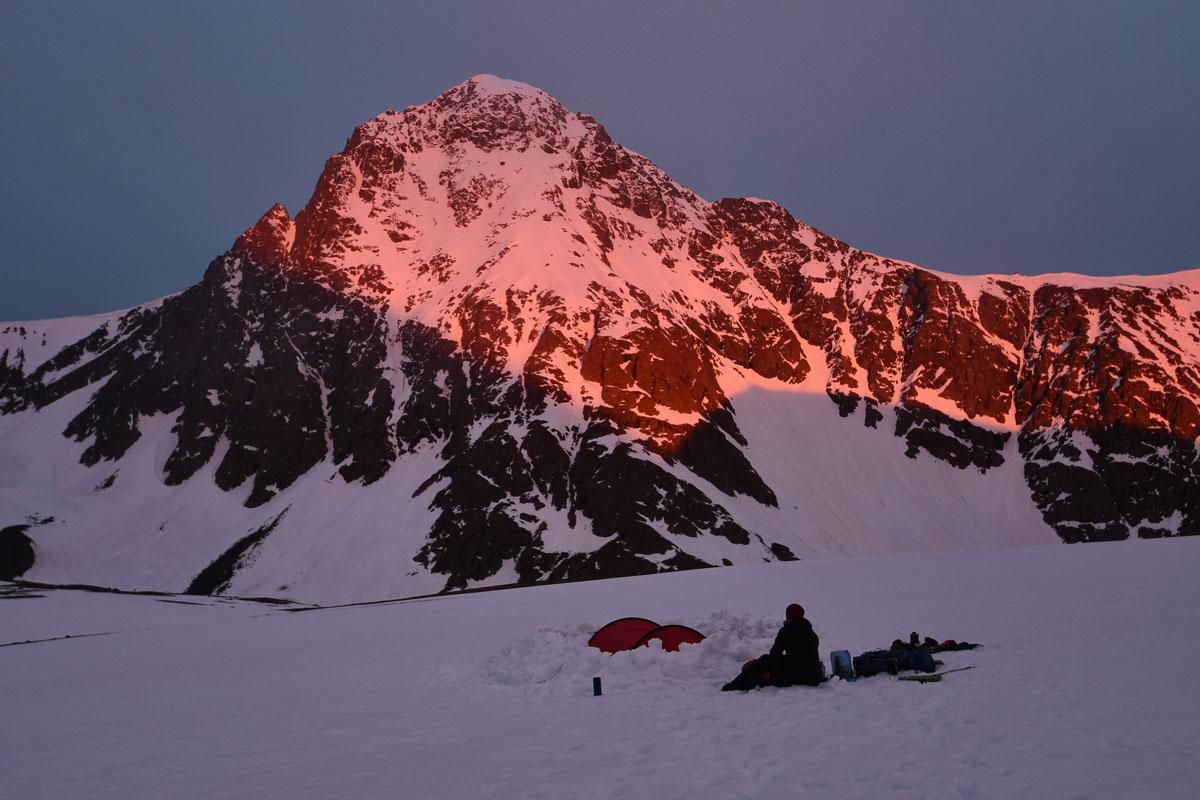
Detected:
[722,603,825,691]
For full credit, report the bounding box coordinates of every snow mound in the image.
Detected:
[480,612,790,695]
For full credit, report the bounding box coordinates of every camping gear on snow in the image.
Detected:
[898,666,977,684]
[633,624,706,652]
[852,651,899,677]
[830,649,855,681]
[588,618,706,654]
[587,617,661,653]
[853,645,936,676]
[722,627,982,690]
[850,632,981,679]
[898,632,982,653]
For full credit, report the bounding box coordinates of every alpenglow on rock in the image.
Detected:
[2,75,1198,603]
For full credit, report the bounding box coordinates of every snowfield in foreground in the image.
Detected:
[3,539,1198,800]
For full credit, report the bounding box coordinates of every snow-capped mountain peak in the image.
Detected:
[1,77,1197,603]
[278,75,708,318]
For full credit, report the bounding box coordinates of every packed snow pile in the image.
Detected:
[482,612,780,694]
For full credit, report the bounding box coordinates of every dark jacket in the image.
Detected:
[768,618,824,686]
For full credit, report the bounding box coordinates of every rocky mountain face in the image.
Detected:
[2,76,1197,601]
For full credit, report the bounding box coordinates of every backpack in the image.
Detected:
[852,645,937,677]
[852,651,899,678]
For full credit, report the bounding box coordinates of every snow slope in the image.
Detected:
[3,538,1198,799]
[0,379,1056,604]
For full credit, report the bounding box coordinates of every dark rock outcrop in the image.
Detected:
[0,525,35,580]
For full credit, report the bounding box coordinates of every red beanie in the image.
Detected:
[786,603,805,620]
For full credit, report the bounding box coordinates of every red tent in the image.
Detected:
[634,624,706,652]
[587,617,660,654]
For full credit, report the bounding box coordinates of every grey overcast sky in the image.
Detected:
[2,1,1198,320]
